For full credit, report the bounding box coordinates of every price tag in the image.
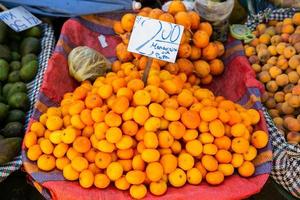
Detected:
[0,6,41,32]
[128,16,184,63]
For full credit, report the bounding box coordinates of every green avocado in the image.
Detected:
[7,109,25,123]
[0,102,9,121]
[0,122,23,138]
[21,53,37,65]
[0,44,11,61]
[7,82,27,97]
[11,51,21,61]
[24,26,42,38]
[0,137,22,164]
[20,37,40,56]
[20,60,38,82]
[2,83,13,98]
[8,71,21,83]
[7,92,29,111]
[0,59,9,81]
[10,61,22,71]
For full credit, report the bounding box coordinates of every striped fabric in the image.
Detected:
[22,13,272,200]
[0,24,55,183]
[246,10,300,198]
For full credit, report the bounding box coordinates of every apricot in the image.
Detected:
[267,45,277,56]
[288,55,300,69]
[292,85,300,95]
[168,0,187,15]
[258,49,270,63]
[248,55,259,64]
[292,13,300,25]
[258,71,271,83]
[287,94,300,108]
[293,42,300,53]
[251,64,261,73]
[193,30,209,48]
[283,46,296,59]
[245,46,256,57]
[266,81,278,93]
[281,102,295,114]
[276,42,287,55]
[269,66,282,78]
[287,132,300,144]
[282,24,294,34]
[288,71,299,84]
[274,91,285,103]
[270,35,282,45]
[275,74,289,87]
[121,13,136,32]
[265,97,276,109]
[257,24,266,34]
[194,60,210,78]
[259,33,271,44]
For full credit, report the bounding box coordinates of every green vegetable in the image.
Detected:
[20,60,38,82]
[8,71,21,83]
[0,59,9,81]
[10,61,22,71]
[7,82,27,97]
[0,122,23,138]
[2,83,13,98]
[11,51,21,61]
[21,53,37,65]
[0,102,9,121]
[0,137,22,164]
[7,92,29,111]
[24,26,42,38]
[20,37,40,56]
[7,109,25,123]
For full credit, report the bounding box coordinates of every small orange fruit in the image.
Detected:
[115,176,130,190]
[71,156,88,172]
[121,13,135,32]
[178,152,194,170]
[186,140,203,156]
[181,110,201,129]
[206,171,224,185]
[104,111,122,127]
[150,180,167,196]
[187,168,202,185]
[168,168,186,187]
[202,155,218,172]
[37,154,56,171]
[63,164,79,180]
[73,136,91,153]
[146,162,163,182]
[168,0,187,15]
[106,162,124,181]
[238,161,255,177]
[193,30,209,48]
[27,144,42,161]
[79,169,94,188]
[218,164,234,176]
[95,152,112,169]
[251,130,268,149]
[141,148,160,163]
[94,173,110,189]
[215,150,232,164]
[130,184,147,200]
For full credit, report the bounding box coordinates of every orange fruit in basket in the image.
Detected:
[141,148,160,163]
[148,103,164,117]
[106,127,122,143]
[70,114,85,129]
[47,107,62,117]
[91,106,107,123]
[130,184,147,199]
[118,160,132,172]
[215,150,232,164]
[199,22,213,37]
[104,111,122,127]
[71,156,88,172]
[112,78,126,93]
[160,154,177,174]
[117,148,134,160]
[231,123,246,137]
[215,41,225,57]
[148,8,163,19]
[115,176,130,190]
[133,90,151,106]
[56,157,70,170]
[238,161,255,177]
[150,180,167,196]
[158,130,174,148]
[194,60,210,78]
[121,120,138,136]
[183,129,198,141]
[170,140,182,154]
[24,132,37,148]
[178,43,192,58]
[79,169,94,188]
[195,162,207,177]
[133,106,150,125]
[177,90,193,107]
[63,164,79,181]
[193,30,209,48]
[94,173,110,189]
[231,153,244,168]
[113,21,125,34]
[168,1,186,15]
[61,127,77,144]
[144,117,161,132]
[209,119,225,138]
[186,139,203,156]
[117,87,134,100]
[168,168,186,187]
[201,75,213,85]
[107,162,124,181]
[144,131,159,148]
[202,42,219,60]
[162,98,179,109]
[218,163,234,176]
[127,78,144,92]
[181,110,201,129]
[188,11,200,30]
[203,143,218,155]
[73,136,91,153]
[231,137,249,154]
[178,152,194,170]
[164,108,181,121]
[200,106,218,122]
[209,59,224,75]
[121,13,135,32]
[228,110,242,125]
[98,84,113,99]
[292,13,300,25]
[82,126,93,138]
[31,122,45,137]
[79,109,93,126]
[27,144,42,161]
[202,155,218,172]
[251,130,268,149]
[111,96,129,114]
[85,93,102,109]
[73,87,88,100]
[53,143,68,158]
[88,163,101,175]
[39,113,48,125]
[132,154,145,171]
[158,13,175,23]
[214,136,231,150]
[116,135,134,150]
[84,148,97,163]
[116,43,133,62]
[146,162,164,182]
[187,167,202,185]
[37,154,56,171]
[243,145,257,161]
[190,45,202,60]
[246,109,260,125]
[40,139,54,154]
[69,100,85,115]
[95,152,112,169]
[206,171,224,185]
[126,170,146,185]
[168,121,186,139]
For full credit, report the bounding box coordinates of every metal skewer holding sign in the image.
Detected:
[127,16,184,84]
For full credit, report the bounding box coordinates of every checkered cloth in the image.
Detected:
[245,8,296,31]
[245,9,300,198]
[263,107,300,198]
[0,23,55,183]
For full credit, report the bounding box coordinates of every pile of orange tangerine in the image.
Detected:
[24,1,269,199]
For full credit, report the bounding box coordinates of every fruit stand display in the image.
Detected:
[0,20,55,182]
[243,7,300,198]
[21,1,273,200]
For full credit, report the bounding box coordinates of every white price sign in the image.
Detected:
[128,16,184,63]
[0,6,41,32]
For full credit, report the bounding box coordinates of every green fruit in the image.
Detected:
[20,37,40,56]
[0,102,9,121]
[0,59,9,81]
[2,83,13,98]
[7,82,27,97]
[0,22,7,44]
[10,61,21,71]
[0,44,11,61]
[8,71,20,83]
[11,52,21,61]
[0,122,23,138]
[20,60,38,82]
[0,137,22,164]
[21,53,37,65]
[8,92,29,111]
[7,109,25,123]
[24,26,42,38]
